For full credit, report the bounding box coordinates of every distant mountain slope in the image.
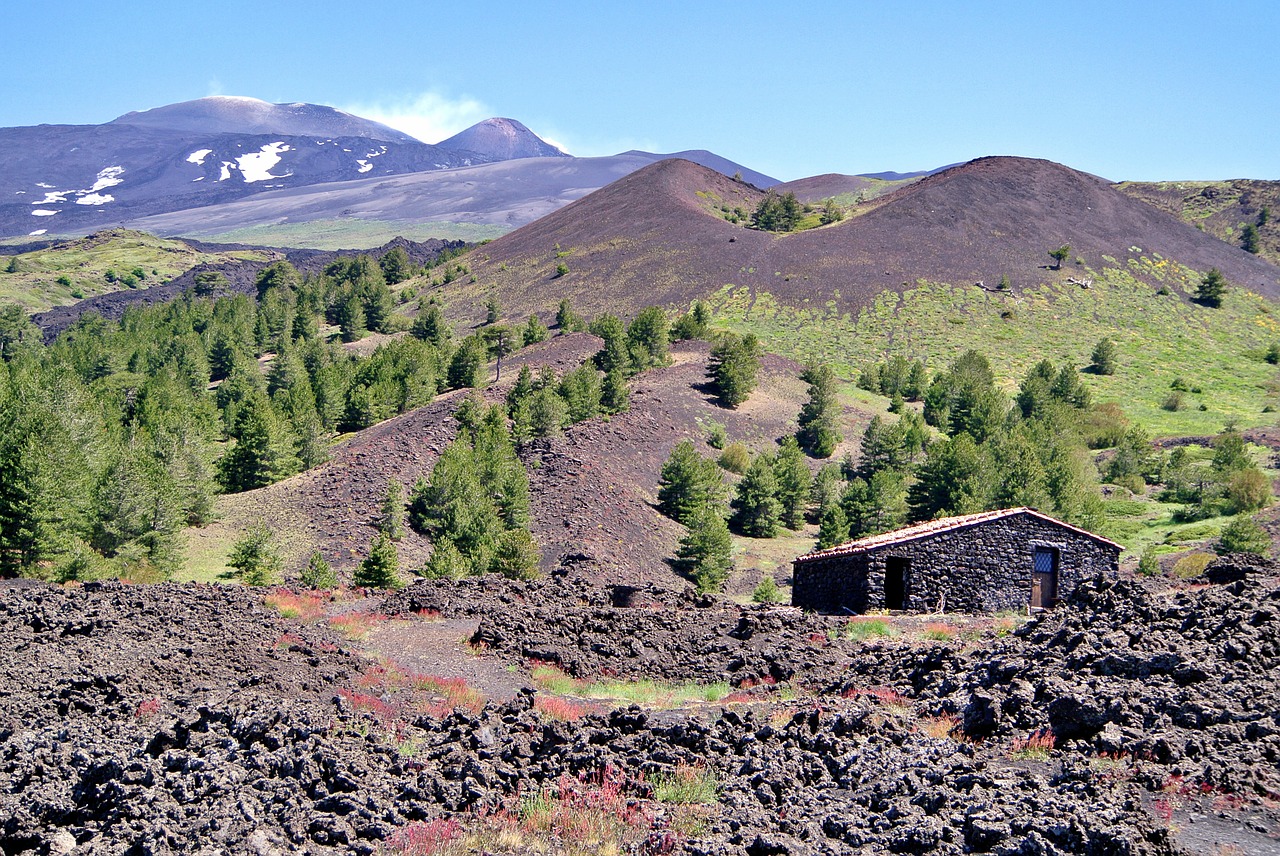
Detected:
[122,152,776,247]
[0,121,488,238]
[820,156,1280,299]
[126,154,663,238]
[438,118,569,160]
[455,155,1280,325]
[1116,178,1280,266]
[623,150,778,189]
[461,158,770,317]
[772,172,915,203]
[109,96,419,143]
[0,98,779,245]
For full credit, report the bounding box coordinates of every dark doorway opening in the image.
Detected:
[1031,546,1059,609]
[884,556,908,610]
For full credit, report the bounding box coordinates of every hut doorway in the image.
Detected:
[884,556,909,610]
[1031,546,1059,609]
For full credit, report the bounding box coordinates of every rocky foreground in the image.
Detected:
[2,561,1278,855]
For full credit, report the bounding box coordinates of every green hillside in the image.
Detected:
[0,229,267,312]
[1116,178,1280,266]
[709,256,1280,437]
[194,219,508,251]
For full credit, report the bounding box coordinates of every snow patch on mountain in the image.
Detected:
[35,191,72,205]
[28,229,47,236]
[87,167,125,193]
[31,210,58,216]
[236,142,292,183]
[219,162,235,181]
[76,193,114,206]
[187,149,213,165]
[356,160,372,173]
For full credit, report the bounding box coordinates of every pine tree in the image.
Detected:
[1090,337,1118,375]
[529,387,567,438]
[591,314,630,374]
[355,532,402,589]
[506,365,535,412]
[379,478,405,540]
[752,190,802,232]
[923,350,1006,441]
[709,332,761,407]
[379,246,415,284]
[1048,244,1071,270]
[1241,223,1260,254]
[227,522,283,586]
[601,367,630,413]
[773,436,812,530]
[907,434,988,522]
[676,504,733,593]
[337,292,367,342]
[555,299,585,333]
[217,393,300,492]
[408,401,535,578]
[446,336,487,389]
[492,528,540,580]
[1196,268,1226,307]
[657,440,725,525]
[360,278,396,334]
[1217,516,1270,556]
[752,575,784,603]
[410,303,452,348]
[424,538,466,579]
[796,364,843,457]
[732,453,781,537]
[627,307,669,371]
[559,364,602,423]
[301,550,338,589]
[522,314,549,346]
[817,502,850,549]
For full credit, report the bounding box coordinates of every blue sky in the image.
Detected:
[5,2,1278,182]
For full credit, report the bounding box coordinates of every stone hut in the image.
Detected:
[791,507,1121,614]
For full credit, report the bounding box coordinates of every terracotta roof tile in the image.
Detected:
[793,507,1122,565]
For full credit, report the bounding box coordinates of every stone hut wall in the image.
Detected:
[792,513,1119,614]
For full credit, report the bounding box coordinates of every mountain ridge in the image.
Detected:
[456,154,1280,327]
[0,97,777,244]
[438,117,568,160]
[107,96,420,143]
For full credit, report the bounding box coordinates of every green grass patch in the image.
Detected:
[1102,499,1151,517]
[194,219,509,250]
[530,663,584,695]
[651,764,720,805]
[842,617,897,641]
[530,662,730,708]
[588,678,731,706]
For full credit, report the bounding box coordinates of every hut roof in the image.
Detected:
[793,507,1122,565]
